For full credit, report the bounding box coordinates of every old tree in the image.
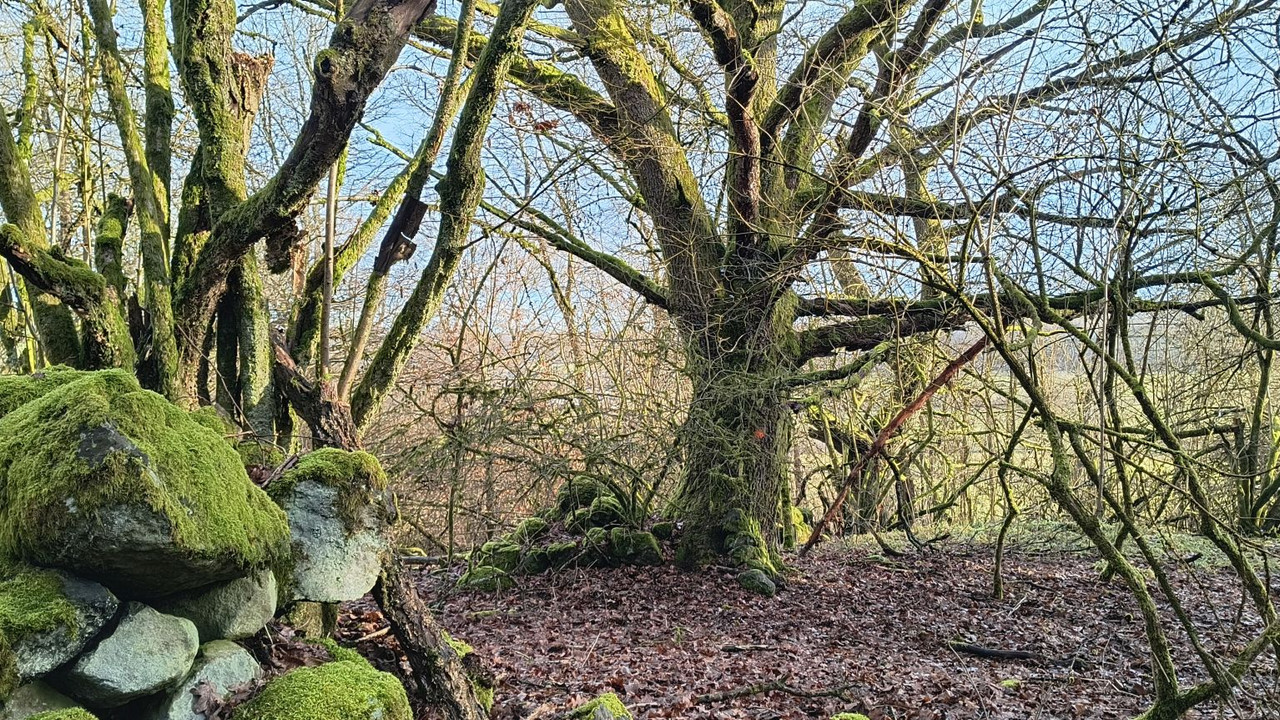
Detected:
[397,0,1280,583]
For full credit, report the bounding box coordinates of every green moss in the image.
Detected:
[543,540,580,568]
[722,508,778,576]
[475,540,521,572]
[555,475,612,515]
[0,562,80,647]
[510,516,549,544]
[314,637,364,664]
[237,441,285,469]
[608,528,662,565]
[269,448,387,532]
[0,367,91,419]
[0,372,290,583]
[569,692,632,719]
[189,405,234,436]
[736,568,777,597]
[474,683,494,712]
[456,566,514,592]
[788,507,812,549]
[650,521,675,540]
[29,710,98,720]
[829,715,870,720]
[232,659,410,720]
[0,629,16,701]
[440,629,473,658]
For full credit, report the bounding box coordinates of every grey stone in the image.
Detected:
[141,640,261,720]
[56,602,199,708]
[0,681,79,720]
[11,571,118,680]
[276,483,387,603]
[154,570,277,643]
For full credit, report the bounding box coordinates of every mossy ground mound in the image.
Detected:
[0,371,290,596]
[231,646,410,720]
[458,476,664,591]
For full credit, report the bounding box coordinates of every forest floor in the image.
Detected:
[317,529,1279,720]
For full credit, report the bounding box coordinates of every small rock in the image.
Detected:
[56,602,198,708]
[736,568,777,597]
[0,680,79,720]
[154,570,277,643]
[141,640,260,720]
[3,568,118,680]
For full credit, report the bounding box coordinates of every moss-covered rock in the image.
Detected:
[510,517,549,545]
[269,449,390,604]
[736,568,777,597]
[608,528,662,565]
[650,521,675,540]
[0,563,118,681]
[569,692,632,719]
[0,367,92,419]
[0,372,290,597]
[474,540,521,573]
[187,407,234,437]
[790,507,813,548]
[555,476,612,515]
[1,630,15,702]
[231,654,410,720]
[267,449,387,532]
[456,566,514,592]
[722,508,778,577]
[543,540,580,569]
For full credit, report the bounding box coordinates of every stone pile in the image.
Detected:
[0,370,405,720]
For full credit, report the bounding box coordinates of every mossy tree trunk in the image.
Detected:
[670,297,800,578]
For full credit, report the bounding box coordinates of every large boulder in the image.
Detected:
[0,371,291,598]
[142,640,260,720]
[231,656,409,720]
[55,602,199,708]
[154,570,277,644]
[268,449,390,603]
[0,681,79,720]
[0,564,118,682]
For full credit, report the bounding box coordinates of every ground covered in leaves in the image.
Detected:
[321,538,1279,719]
